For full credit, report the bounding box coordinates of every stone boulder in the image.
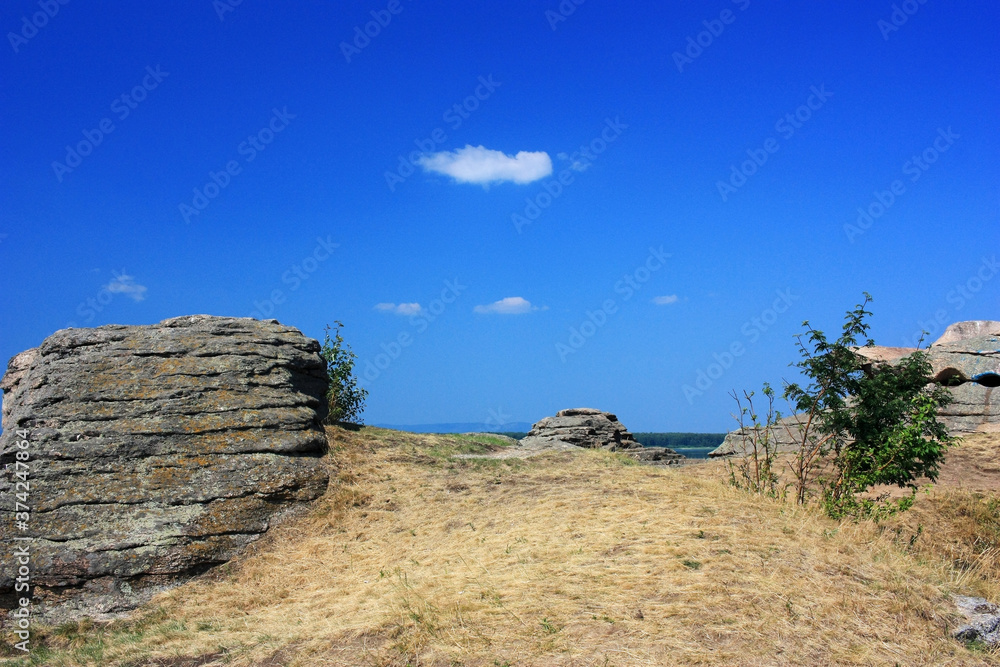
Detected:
[953,596,1000,648]
[926,330,1000,433]
[521,408,685,466]
[0,316,330,620]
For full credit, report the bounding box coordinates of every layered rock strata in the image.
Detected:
[0,316,330,619]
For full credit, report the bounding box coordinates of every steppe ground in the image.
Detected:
[2,427,999,666]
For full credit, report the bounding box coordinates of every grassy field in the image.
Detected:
[2,427,999,666]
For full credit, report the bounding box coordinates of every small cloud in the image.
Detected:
[557,151,590,173]
[106,271,147,302]
[418,145,552,185]
[375,302,422,316]
[652,295,679,306]
[473,296,540,315]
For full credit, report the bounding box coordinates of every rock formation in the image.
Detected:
[934,321,1000,346]
[521,408,685,465]
[0,316,330,620]
[711,320,1000,456]
[926,323,1000,433]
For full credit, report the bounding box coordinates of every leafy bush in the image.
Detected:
[783,294,954,519]
[320,321,368,425]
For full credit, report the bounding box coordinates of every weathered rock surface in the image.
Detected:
[953,596,1000,648]
[0,316,330,620]
[521,408,685,466]
[709,414,811,458]
[711,320,1000,456]
[853,345,919,365]
[934,321,1000,346]
[927,336,1000,385]
[928,331,1000,434]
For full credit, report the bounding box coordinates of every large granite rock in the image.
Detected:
[711,320,1000,456]
[0,316,330,620]
[521,408,685,466]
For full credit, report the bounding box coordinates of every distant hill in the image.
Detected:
[373,421,535,434]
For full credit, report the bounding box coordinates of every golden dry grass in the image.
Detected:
[4,427,999,666]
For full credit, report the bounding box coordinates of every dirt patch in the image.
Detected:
[934,433,1000,491]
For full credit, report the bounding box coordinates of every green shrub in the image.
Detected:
[320,321,368,425]
[783,294,954,519]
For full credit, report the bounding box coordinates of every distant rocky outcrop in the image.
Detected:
[934,321,1000,346]
[0,316,330,620]
[521,408,685,466]
[711,320,1000,457]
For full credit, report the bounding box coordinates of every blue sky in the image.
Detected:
[1,1,997,432]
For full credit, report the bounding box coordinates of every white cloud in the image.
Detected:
[557,151,590,172]
[652,295,679,306]
[417,145,552,185]
[375,302,422,316]
[106,272,147,302]
[473,296,540,315]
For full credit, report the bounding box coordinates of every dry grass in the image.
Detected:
[877,430,1000,604]
[3,427,998,666]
